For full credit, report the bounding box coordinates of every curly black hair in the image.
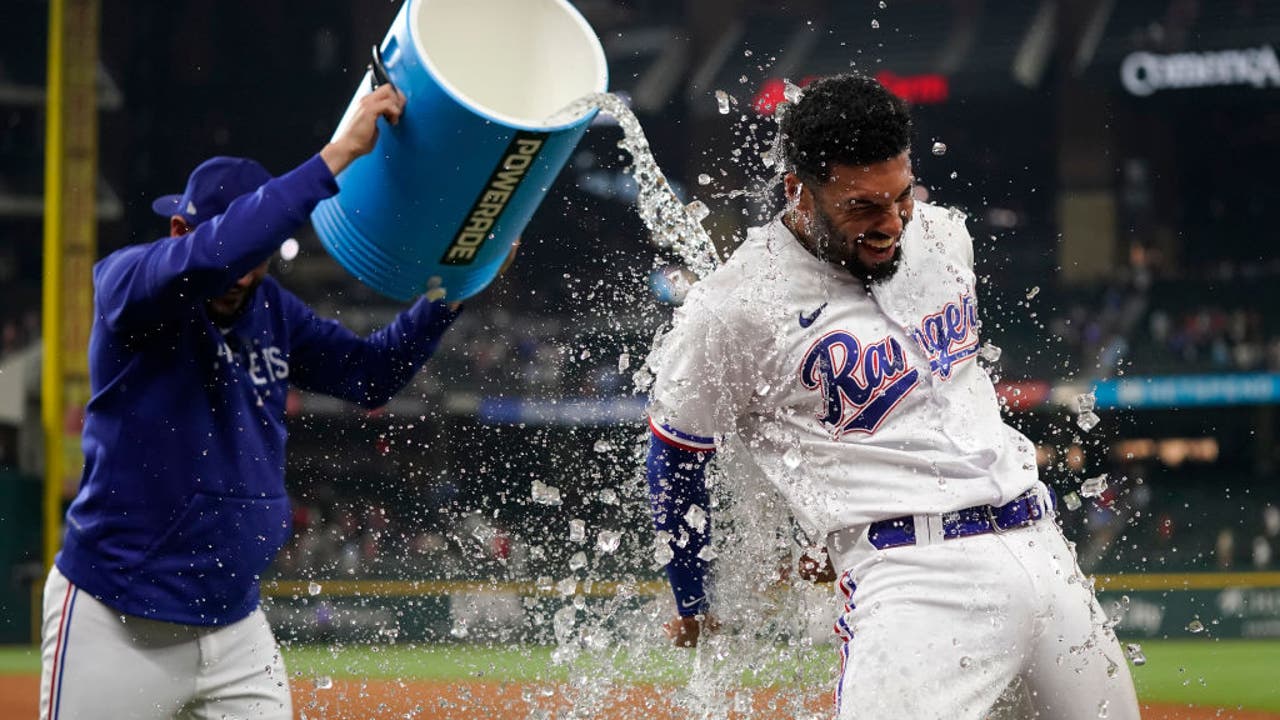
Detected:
[780,74,912,183]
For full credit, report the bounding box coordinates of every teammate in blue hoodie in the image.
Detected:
[39,84,463,719]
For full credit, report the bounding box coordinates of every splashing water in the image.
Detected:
[520,91,837,720]
[548,93,721,278]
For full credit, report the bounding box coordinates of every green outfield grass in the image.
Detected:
[3,640,1278,711]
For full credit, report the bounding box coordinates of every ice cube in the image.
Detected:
[783,446,803,469]
[596,529,623,554]
[1080,474,1108,499]
[979,342,1002,363]
[531,480,562,505]
[1077,411,1100,432]
[683,504,708,533]
[569,519,586,543]
[931,141,947,156]
[714,90,730,115]
[1064,492,1083,511]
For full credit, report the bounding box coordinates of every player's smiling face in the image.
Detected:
[787,151,915,284]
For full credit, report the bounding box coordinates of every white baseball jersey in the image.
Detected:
[647,202,1039,538]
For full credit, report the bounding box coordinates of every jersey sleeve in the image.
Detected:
[93,155,338,333]
[282,289,461,408]
[647,299,765,444]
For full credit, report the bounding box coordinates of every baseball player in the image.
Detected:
[644,74,1140,718]
[39,85,467,719]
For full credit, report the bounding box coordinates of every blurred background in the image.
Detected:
[0,0,1277,649]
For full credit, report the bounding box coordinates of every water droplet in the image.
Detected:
[307,581,322,596]
[617,352,630,372]
[738,74,748,84]
[949,170,958,179]
[697,545,719,561]
[569,519,586,544]
[596,529,623,554]
[1080,474,1109,499]
[979,342,1002,363]
[593,438,614,453]
[531,480,562,506]
[1026,286,1040,299]
[714,90,730,114]
[783,79,804,104]
[878,0,887,7]
[683,504,708,533]
[1125,644,1147,668]
[931,141,947,156]
[870,19,880,29]
[598,488,619,505]
[959,656,973,669]
[1064,492,1083,511]
[697,173,712,186]
[1097,700,1109,718]
[1076,410,1101,432]
[314,676,334,691]
[1106,658,1119,677]
[783,446,803,469]
[1186,619,1205,634]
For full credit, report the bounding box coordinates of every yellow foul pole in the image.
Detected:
[41,0,99,576]
[41,0,67,575]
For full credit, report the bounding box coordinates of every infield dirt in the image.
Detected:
[2,674,1275,719]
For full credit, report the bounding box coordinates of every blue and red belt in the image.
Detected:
[866,488,1053,550]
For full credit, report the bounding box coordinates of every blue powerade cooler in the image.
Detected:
[312,0,609,301]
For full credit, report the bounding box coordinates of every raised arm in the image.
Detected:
[93,156,338,332]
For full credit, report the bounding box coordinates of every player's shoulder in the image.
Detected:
[679,226,778,323]
[914,201,971,237]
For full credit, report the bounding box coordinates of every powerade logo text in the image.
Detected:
[440,131,548,265]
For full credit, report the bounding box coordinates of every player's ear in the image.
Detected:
[783,172,803,204]
[170,215,191,237]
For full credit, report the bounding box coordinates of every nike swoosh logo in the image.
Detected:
[679,595,707,609]
[798,303,828,328]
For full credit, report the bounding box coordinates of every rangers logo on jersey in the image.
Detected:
[909,293,979,380]
[799,331,921,437]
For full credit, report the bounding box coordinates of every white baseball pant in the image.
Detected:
[40,566,291,720]
[830,516,1140,719]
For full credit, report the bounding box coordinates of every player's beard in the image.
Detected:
[810,202,903,286]
[207,276,263,326]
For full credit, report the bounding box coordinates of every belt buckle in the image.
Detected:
[984,504,1010,534]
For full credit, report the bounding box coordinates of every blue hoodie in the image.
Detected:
[56,154,459,626]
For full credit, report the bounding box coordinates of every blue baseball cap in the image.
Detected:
[150,156,273,227]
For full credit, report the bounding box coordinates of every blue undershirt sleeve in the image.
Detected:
[646,429,714,617]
